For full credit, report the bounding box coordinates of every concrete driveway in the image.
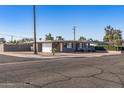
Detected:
[0,54,124,87]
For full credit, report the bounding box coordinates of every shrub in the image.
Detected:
[95,46,106,51]
[95,45,124,51]
[104,45,117,51]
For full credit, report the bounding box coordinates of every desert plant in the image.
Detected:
[52,48,56,56]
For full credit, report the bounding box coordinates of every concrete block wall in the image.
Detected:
[2,43,33,52]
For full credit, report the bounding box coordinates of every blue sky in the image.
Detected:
[0,5,124,41]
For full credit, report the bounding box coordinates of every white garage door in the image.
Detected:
[42,43,52,53]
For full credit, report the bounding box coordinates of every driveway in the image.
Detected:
[0,54,124,87]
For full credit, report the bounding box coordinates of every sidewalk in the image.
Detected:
[0,52,121,59]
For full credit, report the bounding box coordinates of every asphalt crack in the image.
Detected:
[40,66,104,87]
[110,72,124,87]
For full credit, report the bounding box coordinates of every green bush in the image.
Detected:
[95,45,124,51]
[104,45,117,51]
[95,46,106,51]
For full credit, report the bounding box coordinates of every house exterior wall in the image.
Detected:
[60,43,63,52]
[32,43,42,52]
[63,48,75,52]
[0,41,95,53]
[77,43,90,51]
[63,42,76,52]
[37,43,42,52]
[0,44,4,52]
[63,42,95,52]
[0,38,5,43]
[52,42,60,52]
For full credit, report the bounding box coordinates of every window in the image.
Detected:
[67,43,72,48]
[64,43,67,48]
[83,43,86,48]
[79,43,83,48]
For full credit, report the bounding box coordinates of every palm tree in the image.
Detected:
[45,33,54,40]
[56,36,64,40]
[79,36,86,41]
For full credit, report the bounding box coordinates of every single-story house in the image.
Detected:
[0,38,5,43]
[39,40,95,53]
[0,40,95,53]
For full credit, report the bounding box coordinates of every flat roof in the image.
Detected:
[38,40,91,43]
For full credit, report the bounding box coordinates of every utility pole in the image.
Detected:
[72,26,77,52]
[11,35,13,42]
[33,5,37,54]
[73,26,76,41]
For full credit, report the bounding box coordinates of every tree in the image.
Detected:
[103,35,109,42]
[56,36,64,40]
[79,36,86,40]
[8,38,34,44]
[103,25,122,46]
[88,38,94,42]
[9,40,18,44]
[104,25,114,42]
[21,38,33,43]
[45,33,54,40]
[39,38,42,40]
[17,38,34,44]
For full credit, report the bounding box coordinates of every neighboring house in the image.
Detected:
[120,40,124,46]
[0,38,5,43]
[90,42,97,47]
[122,42,124,46]
[90,41,108,47]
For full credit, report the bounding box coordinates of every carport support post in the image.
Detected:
[33,5,37,54]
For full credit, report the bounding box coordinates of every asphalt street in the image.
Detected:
[0,54,124,88]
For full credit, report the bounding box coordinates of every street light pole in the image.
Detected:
[33,5,37,54]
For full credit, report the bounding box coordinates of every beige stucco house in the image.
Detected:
[0,40,95,53]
